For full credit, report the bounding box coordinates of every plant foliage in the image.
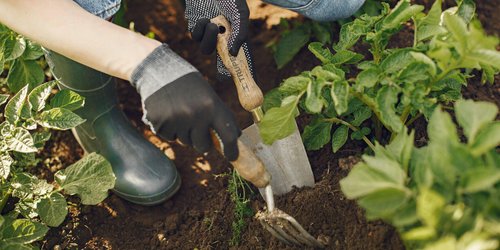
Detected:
[340,99,500,249]
[0,25,116,249]
[259,0,499,154]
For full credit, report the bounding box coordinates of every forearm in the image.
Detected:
[0,0,161,81]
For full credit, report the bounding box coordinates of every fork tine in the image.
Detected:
[258,218,292,244]
[267,220,302,245]
[277,217,324,248]
[275,213,325,248]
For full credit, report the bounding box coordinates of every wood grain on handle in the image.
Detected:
[211,15,264,112]
[210,131,271,188]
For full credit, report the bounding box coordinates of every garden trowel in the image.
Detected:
[211,16,314,195]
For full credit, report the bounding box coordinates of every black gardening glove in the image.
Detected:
[131,44,241,161]
[185,0,255,79]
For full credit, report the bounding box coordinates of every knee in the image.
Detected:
[295,0,366,22]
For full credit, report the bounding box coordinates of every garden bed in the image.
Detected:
[38,0,499,249]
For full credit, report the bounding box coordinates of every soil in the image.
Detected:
[37,0,499,249]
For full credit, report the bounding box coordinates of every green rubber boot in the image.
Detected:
[45,51,181,205]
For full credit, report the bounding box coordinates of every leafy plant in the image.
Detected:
[0,24,46,93]
[340,99,500,250]
[0,82,116,249]
[0,23,116,247]
[259,0,499,154]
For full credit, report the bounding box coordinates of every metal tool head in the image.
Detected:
[255,186,325,248]
[240,123,315,195]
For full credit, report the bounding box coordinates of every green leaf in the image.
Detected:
[380,49,414,74]
[308,42,335,64]
[37,192,68,227]
[262,88,284,112]
[363,155,406,185]
[4,37,26,61]
[11,173,53,199]
[274,24,311,69]
[471,122,500,156]
[334,23,363,51]
[32,130,51,148]
[21,40,44,60]
[455,99,498,143]
[411,147,433,187]
[0,94,9,106]
[311,22,332,44]
[5,85,28,124]
[36,108,85,130]
[55,153,115,205]
[398,62,432,82]
[443,13,467,54]
[0,242,32,250]
[28,81,56,112]
[340,163,406,198]
[465,49,500,70]
[311,66,342,81]
[49,89,85,111]
[376,86,403,133]
[402,226,436,241]
[410,52,437,76]
[259,96,300,145]
[332,125,348,153]
[351,105,372,127]
[302,118,332,151]
[305,79,325,113]
[279,76,310,95]
[457,0,476,24]
[416,0,445,42]
[6,60,44,93]
[386,128,415,171]
[382,1,424,29]
[356,68,379,90]
[330,50,363,65]
[0,153,13,179]
[5,127,37,153]
[461,168,500,193]
[428,106,459,144]
[331,81,349,115]
[417,188,445,228]
[358,188,409,220]
[1,219,48,244]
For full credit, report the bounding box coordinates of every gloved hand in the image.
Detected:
[131,44,241,161]
[184,0,255,79]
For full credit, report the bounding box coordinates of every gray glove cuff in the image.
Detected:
[130,44,198,100]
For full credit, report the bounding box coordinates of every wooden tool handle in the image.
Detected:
[211,131,271,188]
[211,15,264,112]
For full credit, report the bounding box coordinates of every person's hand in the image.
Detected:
[184,0,255,79]
[131,44,241,161]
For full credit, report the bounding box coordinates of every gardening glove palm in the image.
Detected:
[185,0,256,79]
[131,44,241,161]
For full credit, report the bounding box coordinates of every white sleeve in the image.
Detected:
[0,0,161,81]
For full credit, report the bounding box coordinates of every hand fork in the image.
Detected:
[209,15,325,248]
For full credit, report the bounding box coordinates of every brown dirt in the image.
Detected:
[38,0,498,249]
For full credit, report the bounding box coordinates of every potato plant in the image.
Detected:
[1,28,116,249]
[259,0,500,153]
[340,99,500,249]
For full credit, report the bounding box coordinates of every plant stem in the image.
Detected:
[324,117,376,150]
[400,106,411,125]
[0,189,11,213]
[406,113,423,127]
